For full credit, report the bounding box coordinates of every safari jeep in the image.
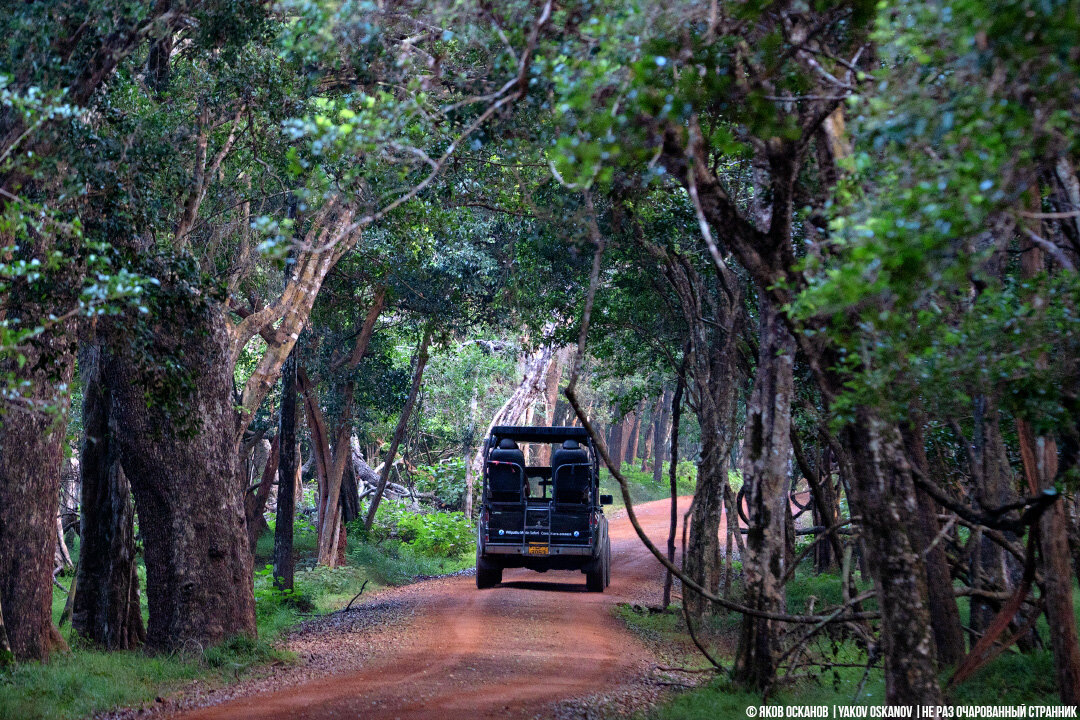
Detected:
[475,425,612,591]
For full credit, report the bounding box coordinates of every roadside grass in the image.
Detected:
[599,462,699,509]
[1,526,473,720]
[617,569,1070,719]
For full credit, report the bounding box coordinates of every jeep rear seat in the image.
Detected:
[552,439,590,504]
[488,438,525,503]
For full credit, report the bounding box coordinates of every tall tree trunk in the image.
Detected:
[685,400,728,619]
[734,299,795,689]
[970,398,1018,637]
[109,307,256,650]
[0,593,11,665]
[315,394,354,567]
[840,412,942,704]
[619,411,637,468]
[640,394,659,472]
[364,326,433,531]
[73,344,145,650]
[0,346,72,660]
[628,399,645,464]
[901,421,966,668]
[1018,420,1080,705]
[663,374,685,609]
[653,386,673,484]
[274,351,298,592]
[1017,206,1080,702]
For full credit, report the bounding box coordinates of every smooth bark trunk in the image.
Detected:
[663,375,685,609]
[653,387,673,484]
[245,435,279,552]
[464,343,553,516]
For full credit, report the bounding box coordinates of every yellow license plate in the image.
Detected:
[527,545,549,555]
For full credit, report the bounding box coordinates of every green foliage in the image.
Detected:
[395,511,474,557]
[600,461,699,509]
[413,458,468,509]
[351,498,474,558]
[252,564,313,618]
[346,539,474,587]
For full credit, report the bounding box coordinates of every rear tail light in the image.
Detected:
[589,512,597,531]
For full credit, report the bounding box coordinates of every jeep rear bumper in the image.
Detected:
[482,543,593,556]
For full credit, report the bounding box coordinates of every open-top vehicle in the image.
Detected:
[475,425,612,591]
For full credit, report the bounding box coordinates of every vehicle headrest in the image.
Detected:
[497,438,519,450]
[561,439,580,450]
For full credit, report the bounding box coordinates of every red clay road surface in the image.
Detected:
[171,496,698,720]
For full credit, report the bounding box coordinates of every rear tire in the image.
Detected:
[586,555,605,592]
[476,556,502,589]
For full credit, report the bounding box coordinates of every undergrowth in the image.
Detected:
[616,569,1071,719]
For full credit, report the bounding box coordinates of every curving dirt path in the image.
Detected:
[170,496,696,720]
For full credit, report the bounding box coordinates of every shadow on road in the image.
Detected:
[497,580,588,593]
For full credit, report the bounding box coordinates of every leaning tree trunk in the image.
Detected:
[109,306,256,650]
[72,343,145,649]
[840,411,942,704]
[734,299,795,689]
[0,342,72,660]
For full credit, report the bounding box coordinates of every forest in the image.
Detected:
[1,1,1079,717]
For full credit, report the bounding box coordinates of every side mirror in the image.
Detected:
[600,494,614,506]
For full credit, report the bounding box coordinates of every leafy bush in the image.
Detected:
[414,458,468,510]
[349,499,474,558]
[351,498,409,543]
[396,511,474,556]
[252,563,313,616]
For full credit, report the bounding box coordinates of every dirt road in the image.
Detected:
[171,496,695,720]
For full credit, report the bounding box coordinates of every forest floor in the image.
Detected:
[110,496,698,720]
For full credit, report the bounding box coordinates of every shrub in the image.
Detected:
[349,499,474,558]
[252,563,313,616]
[396,511,474,556]
[414,458,469,510]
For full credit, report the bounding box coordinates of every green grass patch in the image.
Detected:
[600,462,699,509]
[345,538,473,587]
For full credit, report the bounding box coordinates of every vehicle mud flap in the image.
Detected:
[476,553,502,589]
